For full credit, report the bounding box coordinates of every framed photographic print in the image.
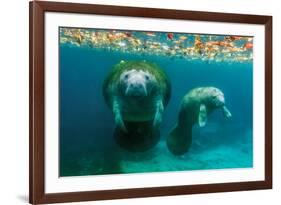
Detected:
[29,1,272,204]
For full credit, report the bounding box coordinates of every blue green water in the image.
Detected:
[59,38,253,177]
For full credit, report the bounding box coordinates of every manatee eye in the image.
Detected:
[145,75,149,80]
[124,74,129,79]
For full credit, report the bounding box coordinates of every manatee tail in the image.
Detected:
[166,124,192,156]
[114,121,160,152]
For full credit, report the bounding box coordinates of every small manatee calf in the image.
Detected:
[166,87,232,156]
[103,60,171,151]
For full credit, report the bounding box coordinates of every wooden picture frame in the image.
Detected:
[29,1,272,204]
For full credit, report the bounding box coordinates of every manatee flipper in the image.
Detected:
[153,99,164,127]
[198,104,207,127]
[113,98,127,132]
[222,106,232,118]
[166,124,192,156]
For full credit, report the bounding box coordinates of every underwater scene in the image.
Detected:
[59,27,253,177]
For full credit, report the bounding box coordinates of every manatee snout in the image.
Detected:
[120,69,156,97]
[215,93,225,106]
[125,80,147,96]
[207,87,225,106]
[207,88,232,118]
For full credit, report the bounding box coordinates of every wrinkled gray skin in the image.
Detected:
[166,87,232,156]
[112,69,164,132]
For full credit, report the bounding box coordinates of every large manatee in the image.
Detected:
[103,60,171,151]
[166,87,232,156]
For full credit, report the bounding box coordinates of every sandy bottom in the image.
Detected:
[60,127,253,176]
[119,134,252,173]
